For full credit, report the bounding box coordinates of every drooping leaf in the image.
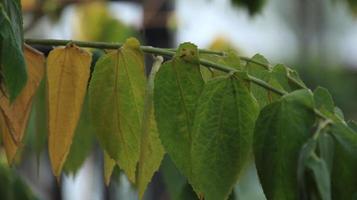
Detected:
[244,54,271,108]
[0,45,45,164]
[89,38,145,183]
[63,95,94,175]
[0,5,27,101]
[104,151,116,186]
[254,89,316,200]
[137,56,165,199]
[191,74,259,200]
[1,0,23,44]
[154,42,204,182]
[297,139,317,199]
[331,122,357,199]
[47,44,91,177]
[298,137,332,200]
[317,133,334,172]
[306,155,331,200]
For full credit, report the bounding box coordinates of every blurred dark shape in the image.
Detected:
[231,0,266,15]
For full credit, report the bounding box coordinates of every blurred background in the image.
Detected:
[1,0,356,199]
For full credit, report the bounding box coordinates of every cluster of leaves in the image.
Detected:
[1,1,357,199]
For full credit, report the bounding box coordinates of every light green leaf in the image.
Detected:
[331,122,357,155]
[137,56,165,199]
[89,37,146,183]
[154,42,204,182]
[254,89,316,200]
[0,5,27,101]
[191,75,259,200]
[244,54,271,108]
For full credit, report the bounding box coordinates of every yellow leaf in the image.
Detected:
[104,151,116,186]
[0,45,45,164]
[47,44,91,177]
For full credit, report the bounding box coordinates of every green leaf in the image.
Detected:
[313,87,334,113]
[270,64,292,92]
[0,5,27,101]
[191,74,259,200]
[306,155,331,200]
[331,123,357,199]
[154,42,204,181]
[254,89,316,200]
[317,133,334,173]
[297,139,317,199]
[137,56,165,199]
[63,95,94,175]
[349,121,357,132]
[89,38,146,183]
[330,122,357,155]
[244,54,271,108]
[1,0,23,45]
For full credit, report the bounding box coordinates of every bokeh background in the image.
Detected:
[1,0,356,199]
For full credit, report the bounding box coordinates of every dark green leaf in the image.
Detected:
[349,121,357,132]
[0,6,27,101]
[64,95,94,175]
[306,156,331,200]
[254,89,316,200]
[154,42,204,181]
[297,138,317,200]
[317,133,334,173]
[231,0,266,15]
[191,75,259,200]
[331,124,357,199]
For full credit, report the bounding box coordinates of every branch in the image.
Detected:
[24,38,328,120]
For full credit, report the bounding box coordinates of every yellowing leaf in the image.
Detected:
[104,151,116,186]
[137,56,165,199]
[0,45,45,164]
[89,37,146,183]
[47,44,91,177]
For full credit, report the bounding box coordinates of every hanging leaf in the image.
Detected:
[254,89,316,200]
[306,156,331,200]
[0,5,27,102]
[137,56,165,199]
[154,42,204,182]
[330,122,357,199]
[47,44,91,177]
[0,45,45,164]
[63,95,94,175]
[89,38,146,183]
[104,151,116,186]
[244,54,271,108]
[191,74,259,200]
[317,133,334,173]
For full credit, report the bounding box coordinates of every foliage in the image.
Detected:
[1,2,357,200]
